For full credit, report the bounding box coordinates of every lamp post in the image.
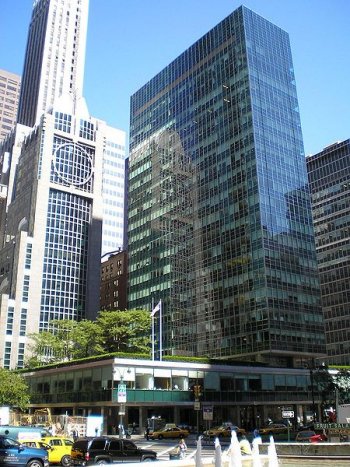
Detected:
[114,368,128,438]
[117,377,126,438]
[309,364,317,422]
[193,383,202,435]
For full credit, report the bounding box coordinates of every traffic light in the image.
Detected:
[193,384,202,399]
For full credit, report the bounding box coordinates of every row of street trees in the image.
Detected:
[26,309,151,367]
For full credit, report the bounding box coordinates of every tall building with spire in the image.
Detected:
[128,6,325,366]
[0,0,125,369]
[17,0,88,128]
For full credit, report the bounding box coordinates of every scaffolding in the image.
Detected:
[10,409,88,437]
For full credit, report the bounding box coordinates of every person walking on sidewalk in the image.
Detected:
[178,438,187,459]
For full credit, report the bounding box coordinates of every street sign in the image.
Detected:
[282,410,294,418]
[117,383,127,403]
[194,401,201,411]
[315,423,350,429]
[203,405,213,421]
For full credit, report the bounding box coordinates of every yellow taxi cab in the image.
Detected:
[41,437,73,466]
[20,437,73,466]
[203,425,246,438]
[149,426,189,440]
[259,423,289,435]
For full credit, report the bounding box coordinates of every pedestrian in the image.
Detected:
[146,426,150,440]
[118,424,125,438]
[253,428,262,445]
[178,438,187,459]
[239,436,252,455]
[71,428,78,441]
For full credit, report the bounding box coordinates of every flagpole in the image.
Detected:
[159,299,162,361]
[150,300,161,360]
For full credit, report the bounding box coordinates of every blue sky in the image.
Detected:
[1,0,349,155]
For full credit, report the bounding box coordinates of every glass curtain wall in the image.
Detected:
[128,6,325,362]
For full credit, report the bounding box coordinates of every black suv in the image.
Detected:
[0,435,49,467]
[70,437,157,465]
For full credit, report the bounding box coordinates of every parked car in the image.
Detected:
[20,437,73,466]
[0,435,49,467]
[42,437,73,466]
[203,425,246,439]
[259,423,289,435]
[295,430,327,443]
[177,423,193,433]
[149,426,189,440]
[70,437,157,465]
[19,440,50,453]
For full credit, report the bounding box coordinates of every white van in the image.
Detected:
[0,425,50,441]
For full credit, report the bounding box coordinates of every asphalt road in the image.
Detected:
[131,434,350,466]
[132,434,217,462]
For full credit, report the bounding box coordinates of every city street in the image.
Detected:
[131,434,217,462]
[131,435,350,466]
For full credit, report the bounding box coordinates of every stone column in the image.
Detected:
[174,406,180,425]
[139,406,148,435]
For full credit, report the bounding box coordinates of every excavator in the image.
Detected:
[20,408,52,427]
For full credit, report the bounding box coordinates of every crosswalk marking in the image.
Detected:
[156,447,215,461]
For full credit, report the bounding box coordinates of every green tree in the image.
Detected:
[312,366,350,420]
[48,319,104,360]
[26,319,104,366]
[0,368,30,410]
[334,369,350,404]
[69,319,104,359]
[97,310,151,353]
[26,330,60,367]
[26,310,151,366]
[313,365,337,420]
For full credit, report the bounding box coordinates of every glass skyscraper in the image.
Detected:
[307,139,350,365]
[128,6,325,365]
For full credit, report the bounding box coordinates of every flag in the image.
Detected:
[151,300,161,317]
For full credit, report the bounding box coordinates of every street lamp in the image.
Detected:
[193,383,202,435]
[113,367,130,438]
[309,363,317,422]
